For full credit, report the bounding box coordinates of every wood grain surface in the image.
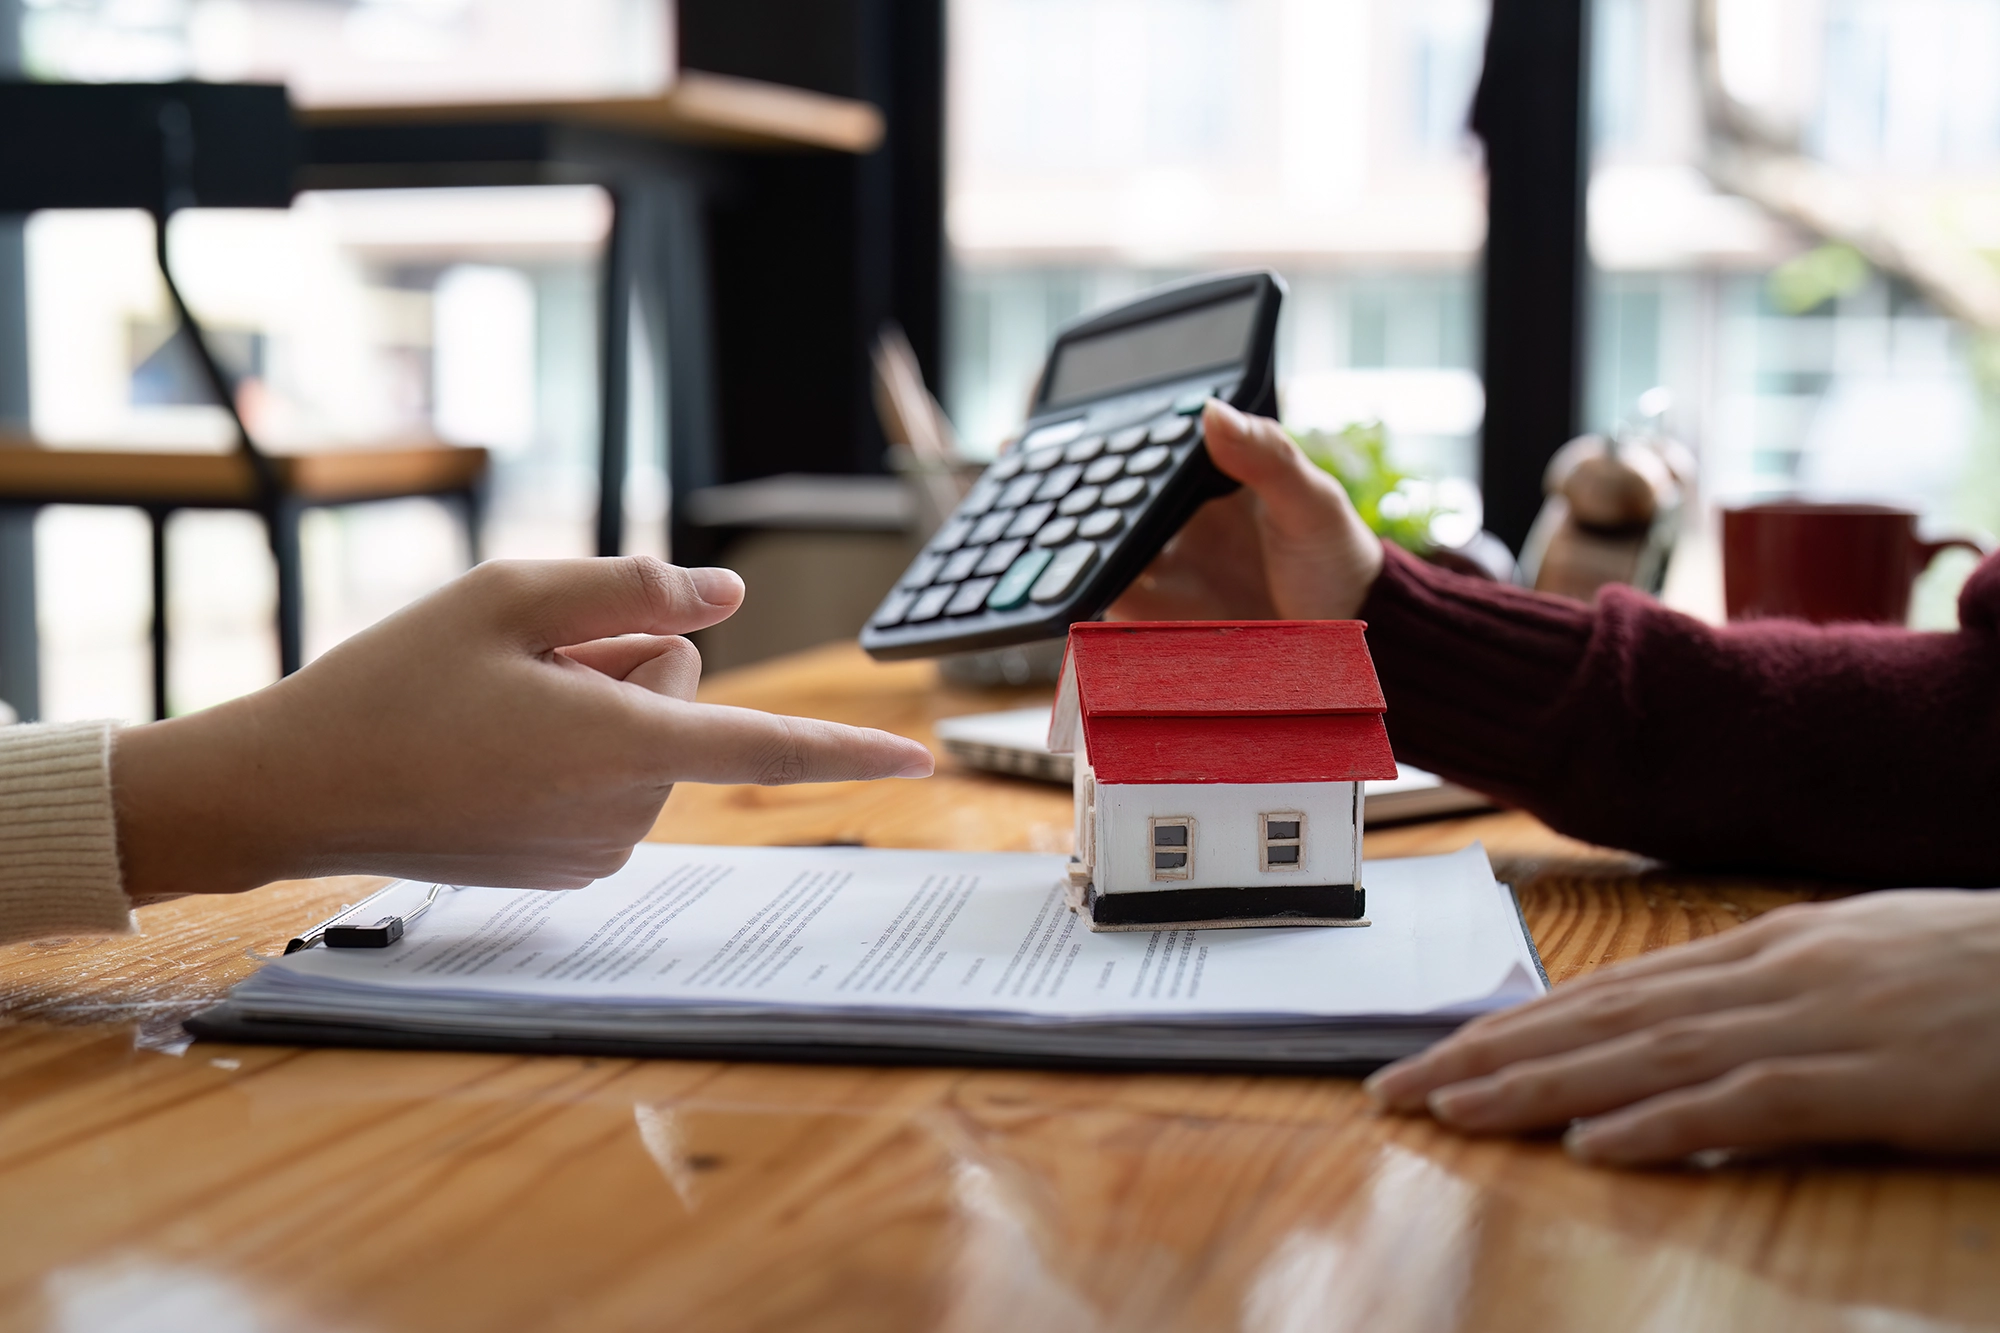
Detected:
[0,641,1991,1333]
[0,433,487,506]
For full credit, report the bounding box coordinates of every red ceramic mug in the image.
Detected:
[1721,501,1987,625]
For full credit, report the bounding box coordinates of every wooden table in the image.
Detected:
[296,72,886,156]
[1,643,1993,1331]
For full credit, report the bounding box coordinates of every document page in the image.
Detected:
[246,843,1541,1022]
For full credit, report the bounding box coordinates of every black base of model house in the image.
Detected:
[1084,883,1367,931]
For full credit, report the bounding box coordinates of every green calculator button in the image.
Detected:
[1030,541,1098,604]
[987,548,1054,610]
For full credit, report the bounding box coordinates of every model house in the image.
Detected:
[1047,621,1399,931]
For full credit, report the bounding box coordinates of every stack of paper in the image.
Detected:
[190,843,1546,1070]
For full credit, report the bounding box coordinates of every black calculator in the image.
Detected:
[861,270,1284,660]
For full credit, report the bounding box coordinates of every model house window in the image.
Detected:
[1261,813,1304,871]
[1150,817,1194,880]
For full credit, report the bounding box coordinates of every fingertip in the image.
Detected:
[1425,1075,1520,1133]
[1201,399,1305,485]
[852,728,933,781]
[689,566,745,609]
[1563,1119,1611,1164]
[1203,397,1247,436]
[1426,1082,1490,1127]
[1362,1055,1438,1113]
[674,705,949,787]
[1563,1114,1664,1167]
[1200,401,1256,485]
[626,636,703,700]
[889,731,935,778]
[504,556,752,650]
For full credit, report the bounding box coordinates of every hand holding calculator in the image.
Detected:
[861,271,1285,660]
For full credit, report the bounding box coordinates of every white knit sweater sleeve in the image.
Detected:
[0,722,133,944]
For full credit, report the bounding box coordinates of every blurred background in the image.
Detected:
[1,0,1996,722]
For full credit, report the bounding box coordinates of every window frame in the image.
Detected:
[1149,816,1196,881]
[1260,811,1306,872]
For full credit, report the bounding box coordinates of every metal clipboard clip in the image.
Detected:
[285,883,447,955]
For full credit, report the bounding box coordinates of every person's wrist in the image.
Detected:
[111,696,309,899]
[1337,533,1386,619]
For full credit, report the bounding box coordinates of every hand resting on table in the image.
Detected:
[1365,892,2000,1165]
[111,557,933,901]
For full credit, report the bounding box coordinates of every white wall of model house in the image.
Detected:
[1074,740,1362,896]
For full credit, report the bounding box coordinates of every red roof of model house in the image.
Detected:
[1047,621,1398,785]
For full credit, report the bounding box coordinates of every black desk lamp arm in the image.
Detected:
[151,96,279,503]
[149,212,281,503]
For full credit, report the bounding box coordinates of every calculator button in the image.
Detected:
[1005,502,1055,539]
[930,517,973,552]
[976,538,1026,576]
[901,552,944,587]
[970,511,1014,545]
[1102,476,1148,507]
[1034,464,1083,502]
[1030,542,1099,603]
[1082,455,1125,485]
[906,585,954,622]
[1107,425,1149,453]
[1078,508,1124,539]
[1023,447,1064,473]
[1033,515,1079,548]
[871,588,916,627]
[947,577,998,616]
[989,452,1026,480]
[1020,418,1087,452]
[940,547,983,582]
[1000,474,1042,507]
[987,548,1054,610]
[959,478,1004,517]
[1064,435,1106,463]
[1172,391,1209,415]
[1125,445,1171,476]
[1057,485,1101,516]
[1149,415,1195,445]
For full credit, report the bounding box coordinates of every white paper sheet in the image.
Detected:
[241,843,1542,1024]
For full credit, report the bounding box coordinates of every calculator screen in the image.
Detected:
[1042,293,1259,408]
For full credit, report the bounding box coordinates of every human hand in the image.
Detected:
[1365,891,2000,1166]
[112,558,934,898]
[1108,400,1385,622]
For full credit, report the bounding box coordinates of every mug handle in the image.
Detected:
[1916,536,1991,571]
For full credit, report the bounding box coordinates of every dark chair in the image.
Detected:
[0,81,488,717]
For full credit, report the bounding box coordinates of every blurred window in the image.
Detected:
[23,189,616,721]
[1584,0,2000,627]
[10,1,671,721]
[946,0,1491,535]
[20,0,671,104]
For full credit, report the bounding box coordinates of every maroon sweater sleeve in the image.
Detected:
[1358,542,2000,884]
